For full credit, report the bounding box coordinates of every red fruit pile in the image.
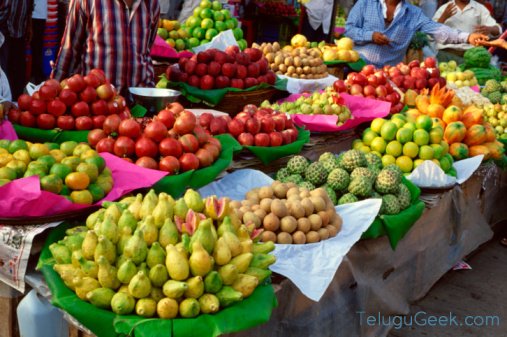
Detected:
[166,46,277,90]
[9,69,130,131]
[88,102,221,174]
[198,104,298,147]
[332,57,445,114]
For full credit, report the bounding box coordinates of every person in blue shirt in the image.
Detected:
[345,0,488,67]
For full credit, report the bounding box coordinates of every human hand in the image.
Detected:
[468,33,489,46]
[474,25,491,35]
[439,3,457,22]
[372,32,391,45]
[478,38,507,50]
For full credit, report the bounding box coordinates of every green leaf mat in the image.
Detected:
[39,223,277,337]
[361,177,425,249]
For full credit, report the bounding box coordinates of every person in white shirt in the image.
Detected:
[433,0,501,62]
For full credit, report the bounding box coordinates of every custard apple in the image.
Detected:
[338,193,359,205]
[381,194,401,215]
[327,168,350,191]
[375,169,401,194]
[287,155,309,175]
[341,150,367,172]
[304,162,327,186]
[348,176,373,198]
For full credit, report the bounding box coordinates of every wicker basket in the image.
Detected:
[178,87,281,115]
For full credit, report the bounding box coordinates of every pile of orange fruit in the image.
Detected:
[406,84,504,161]
[0,140,113,204]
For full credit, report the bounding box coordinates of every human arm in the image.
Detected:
[435,2,457,24]
[473,5,501,36]
[345,0,377,45]
[417,13,488,46]
[478,38,507,50]
[51,0,87,80]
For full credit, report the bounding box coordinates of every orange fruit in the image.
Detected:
[5,160,27,178]
[50,163,72,180]
[49,149,66,163]
[44,142,60,151]
[0,139,9,150]
[8,140,28,154]
[0,167,17,180]
[60,141,78,156]
[0,153,13,166]
[76,162,99,183]
[85,156,106,173]
[61,156,81,171]
[88,183,106,202]
[73,144,92,157]
[12,149,31,165]
[70,190,93,205]
[40,174,63,194]
[29,143,50,160]
[27,161,49,174]
[80,149,99,160]
[96,175,113,194]
[37,155,57,169]
[65,172,90,190]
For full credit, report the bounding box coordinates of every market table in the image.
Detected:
[0,162,505,337]
[223,163,507,337]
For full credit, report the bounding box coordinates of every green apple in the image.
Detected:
[212,0,222,11]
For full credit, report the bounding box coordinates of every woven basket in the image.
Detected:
[179,87,281,115]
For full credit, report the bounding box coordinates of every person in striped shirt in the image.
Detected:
[52,0,160,96]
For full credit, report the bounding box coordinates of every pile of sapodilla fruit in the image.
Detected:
[253,42,328,80]
[230,181,342,244]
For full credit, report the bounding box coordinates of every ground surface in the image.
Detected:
[388,226,507,337]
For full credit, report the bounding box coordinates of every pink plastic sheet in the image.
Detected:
[0,153,167,218]
[151,35,193,59]
[282,93,391,133]
[0,121,17,140]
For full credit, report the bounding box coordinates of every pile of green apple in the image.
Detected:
[439,61,478,87]
[159,0,247,51]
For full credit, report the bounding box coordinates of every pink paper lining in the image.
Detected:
[470,85,480,93]
[0,153,167,218]
[0,121,18,140]
[281,93,391,132]
[151,35,194,59]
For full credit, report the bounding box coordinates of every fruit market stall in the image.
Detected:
[1,29,507,337]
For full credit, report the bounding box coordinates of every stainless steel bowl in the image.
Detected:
[129,87,181,114]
